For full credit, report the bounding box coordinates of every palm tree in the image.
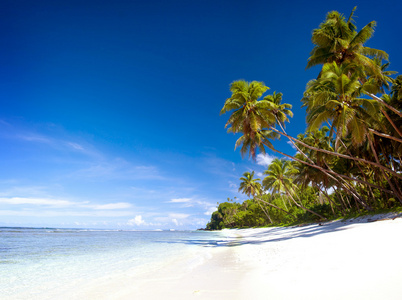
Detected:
[302,62,402,180]
[303,62,402,202]
[263,159,326,220]
[238,171,295,220]
[220,80,278,159]
[238,171,271,223]
[304,62,378,147]
[221,80,384,211]
[307,7,388,78]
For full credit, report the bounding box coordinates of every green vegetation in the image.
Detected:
[206,8,402,230]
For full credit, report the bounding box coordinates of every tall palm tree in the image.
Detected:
[307,7,388,78]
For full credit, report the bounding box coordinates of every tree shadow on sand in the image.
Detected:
[155,217,398,248]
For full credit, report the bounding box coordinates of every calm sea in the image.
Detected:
[0,227,228,299]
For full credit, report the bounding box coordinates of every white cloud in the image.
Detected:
[0,210,133,217]
[0,197,75,207]
[0,197,132,211]
[91,202,132,210]
[169,198,192,203]
[256,153,277,167]
[127,215,146,226]
[172,218,179,226]
[204,206,217,216]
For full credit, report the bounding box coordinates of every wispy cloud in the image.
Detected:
[67,142,85,151]
[87,202,132,210]
[71,159,165,181]
[168,196,217,216]
[169,198,192,203]
[0,210,133,217]
[0,197,132,210]
[0,197,77,207]
[0,121,101,158]
[17,134,51,144]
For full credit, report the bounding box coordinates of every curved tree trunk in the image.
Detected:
[255,199,272,224]
[275,118,373,212]
[368,136,402,204]
[369,128,402,143]
[368,93,402,117]
[367,94,402,137]
[264,143,382,211]
[282,183,327,220]
[255,196,297,220]
[269,127,402,180]
[313,182,340,216]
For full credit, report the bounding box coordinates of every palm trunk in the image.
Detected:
[255,200,273,224]
[263,142,383,210]
[255,196,297,220]
[262,126,395,202]
[338,139,378,207]
[275,117,315,164]
[367,94,402,137]
[322,159,372,210]
[269,127,402,180]
[368,93,402,117]
[369,128,402,143]
[282,183,327,220]
[313,182,340,215]
[368,136,402,204]
[336,187,350,211]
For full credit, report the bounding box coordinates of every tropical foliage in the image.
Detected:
[206,8,402,230]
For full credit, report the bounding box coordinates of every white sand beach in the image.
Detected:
[75,214,402,300]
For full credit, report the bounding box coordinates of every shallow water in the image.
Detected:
[0,227,228,299]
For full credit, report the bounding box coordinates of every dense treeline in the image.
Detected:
[206,8,401,230]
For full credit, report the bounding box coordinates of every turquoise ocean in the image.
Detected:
[0,227,228,299]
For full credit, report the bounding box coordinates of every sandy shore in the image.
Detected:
[79,213,402,300]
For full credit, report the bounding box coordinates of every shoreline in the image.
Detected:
[76,213,402,299]
[11,214,401,300]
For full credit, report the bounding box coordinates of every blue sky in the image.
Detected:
[1,0,401,229]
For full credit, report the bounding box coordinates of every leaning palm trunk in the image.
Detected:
[269,123,376,210]
[255,196,297,220]
[282,184,327,220]
[368,136,402,204]
[313,182,340,215]
[369,128,402,144]
[322,160,374,210]
[368,93,402,137]
[255,199,273,224]
[262,141,386,211]
[269,127,402,180]
[368,93,402,118]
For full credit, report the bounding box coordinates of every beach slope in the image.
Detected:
[82,215,402,300]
